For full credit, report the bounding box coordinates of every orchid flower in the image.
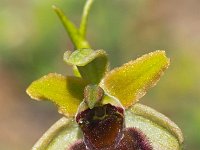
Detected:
[26,1,183,150]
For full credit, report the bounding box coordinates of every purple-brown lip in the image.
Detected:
[73,101,152,150]
[76,104,124,149]
[69,127,152,150]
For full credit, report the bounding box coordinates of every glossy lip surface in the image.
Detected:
[69,127,153,150]
[76,104,124,149]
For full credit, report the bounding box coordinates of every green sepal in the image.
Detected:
[100,50,170,108]
[64,49,109,84]
[31,117,82,150]
[126,103,184,150]
[26,73,88,117]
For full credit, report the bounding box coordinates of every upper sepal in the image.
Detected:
[64,49,109,84]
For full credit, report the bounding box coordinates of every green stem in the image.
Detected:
[52,0,94,49]
[79,0,94,38]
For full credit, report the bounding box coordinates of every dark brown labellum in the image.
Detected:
[76,104,124,149]
[69,127,152,150]
[74,102,152,150]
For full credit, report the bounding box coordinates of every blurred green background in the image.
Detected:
[0,0,200,149]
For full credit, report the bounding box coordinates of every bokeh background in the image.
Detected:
[0,0,200,149]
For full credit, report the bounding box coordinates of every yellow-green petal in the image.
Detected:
[26,73,88,117]
[100,50,170,108]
